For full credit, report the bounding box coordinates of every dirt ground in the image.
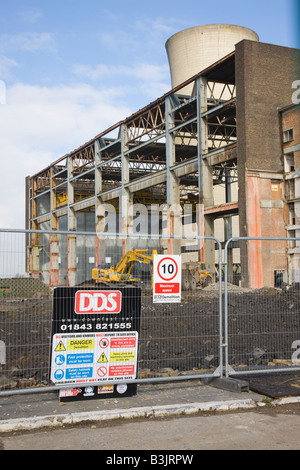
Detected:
[1,278,300,389]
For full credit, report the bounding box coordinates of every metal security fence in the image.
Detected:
[0,228,223,396]
[2,230,300,396]
[224,237,300,377]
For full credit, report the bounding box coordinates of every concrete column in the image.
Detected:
[121,191,133,255]
[120,124,133,255]
[165,95,181,254]
[68,234,77,286]
[25,176,31,274]
[224,216,233,284]
[67,156,77,286]
[246,173,263,289]
[30,178,40,278]
[95,139,106,266]
[50,168,59,286]
[197,76,214,270]
[50,235,59,286]
[225,171,233,284]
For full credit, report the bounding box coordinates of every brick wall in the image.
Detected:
[282,106,300,170]
[235,40,300,286]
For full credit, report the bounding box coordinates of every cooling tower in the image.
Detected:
[165,24,259,94]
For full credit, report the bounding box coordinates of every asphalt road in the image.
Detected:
[1,403,300,451]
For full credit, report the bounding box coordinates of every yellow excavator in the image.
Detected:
[182,262,213,290]
[91,249,212,290]
[92,249,157,287]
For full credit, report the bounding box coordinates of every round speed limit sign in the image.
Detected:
[153,254,181,303]
[157,257,178,281]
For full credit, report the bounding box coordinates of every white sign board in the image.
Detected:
[153,255,181,303]
[50,331,138,385]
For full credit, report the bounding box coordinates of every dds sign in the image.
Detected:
[75,290,122,314]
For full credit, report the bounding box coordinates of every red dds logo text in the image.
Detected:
[75,291,122,314]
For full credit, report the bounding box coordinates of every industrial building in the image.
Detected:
[280,102,300,284]
[25,24,300,288]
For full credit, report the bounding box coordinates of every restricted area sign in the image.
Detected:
[50,286,141,401]
[50,331,138,382]
[153,254,181,303]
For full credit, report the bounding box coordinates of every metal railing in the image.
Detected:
[1,229,300,397]
[224,236,300,377]
[0,228,223,396]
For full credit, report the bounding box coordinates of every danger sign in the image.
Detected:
[153,255,181,303]
[50,286,141,402]
[50,331,138,385]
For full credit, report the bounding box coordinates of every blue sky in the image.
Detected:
[0,0,299,228]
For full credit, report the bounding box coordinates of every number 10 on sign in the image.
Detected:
[153,255,181,303]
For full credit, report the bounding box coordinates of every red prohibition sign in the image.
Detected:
[97,366,107,377]
[99,337,109,348]
[157,257,178,281]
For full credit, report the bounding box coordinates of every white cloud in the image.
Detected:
[0,32,56,54]
[73,62,170,100]
[98,16,180,56]
[73,63,111,80]
[18,7,44,24]
[98,30,139,56]
[0,55,19,79]
[0,82,132,228]
[73,62,169,81]
[136,16,178,36]
[134,63,170,83]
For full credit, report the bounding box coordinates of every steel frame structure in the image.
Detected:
[26,52,238,284]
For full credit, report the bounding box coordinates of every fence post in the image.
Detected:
[215,238,224,378]
[223,238,230,377]
[0,340,5,365]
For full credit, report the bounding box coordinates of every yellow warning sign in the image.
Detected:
[55,341,66,352]
[110,351,135,362]
[67,339,94,350]
[98,353,108,363]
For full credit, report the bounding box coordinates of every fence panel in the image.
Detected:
[0,229,223,395]
[224,237,300,376]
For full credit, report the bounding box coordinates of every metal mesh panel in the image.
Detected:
[0,231,52,389]
[224,237,300,375]
[0,229,222,394]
